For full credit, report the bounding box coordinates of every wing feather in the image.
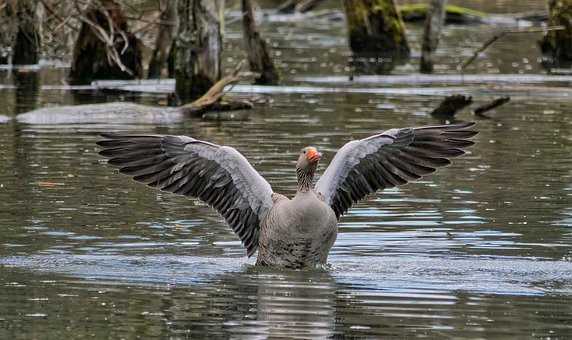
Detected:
[97,133,274,257]
[315,122,477,219]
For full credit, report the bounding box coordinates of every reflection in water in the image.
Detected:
[163,269,336,339]
[13,70,40,114]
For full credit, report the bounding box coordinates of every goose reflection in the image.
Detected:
[162,266,337,339]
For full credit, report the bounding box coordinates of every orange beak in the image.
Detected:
[306,148,321,162]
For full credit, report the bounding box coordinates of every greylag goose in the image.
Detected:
[97,122,477,268]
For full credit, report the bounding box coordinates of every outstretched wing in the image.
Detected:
[97,134,274,257]
[315,122,477,219]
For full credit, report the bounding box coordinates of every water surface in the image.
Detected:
[1,0,572,338]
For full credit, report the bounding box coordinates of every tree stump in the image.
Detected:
[242,0,279,85]
[175,0,224,102]
[540,0,572,65]
[12,0,42,65]
[420,0,447,73]
[343,0,410,74]
[148,0,179,79]
[69,0,143,84]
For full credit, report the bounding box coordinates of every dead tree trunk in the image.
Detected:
[69,0,143,84]
[420,0,447,73]
[12,0,42,65]
[343,0,410,74]
[0,3,17,64]
[175,0,224,102]
[540,0,572,65]
[242,0,279,85]
[148,0,179,79]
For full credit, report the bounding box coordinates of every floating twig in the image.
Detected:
[474,96,510,118]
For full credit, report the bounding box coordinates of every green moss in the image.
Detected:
[345,0,408,50]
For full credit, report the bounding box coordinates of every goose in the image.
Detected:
[97,122,477,268]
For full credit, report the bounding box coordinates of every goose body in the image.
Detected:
[97,122,477,269]
[257,190,338,267]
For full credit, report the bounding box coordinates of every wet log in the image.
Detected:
[430,95,473,117]
[18,63,253,125]
[420,0,447,74]
[179,61,250,116]
[540,0,572,65]
[69,0,144,84]
[148,0,179,79]
[175,0,224,102]
[343,0,410,74]
[12,0,42,65]
[242,0,280,85]
[474,96,510,118]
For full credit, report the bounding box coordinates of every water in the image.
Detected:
[2,1,572,338]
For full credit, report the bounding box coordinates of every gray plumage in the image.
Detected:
[97,122,477,268]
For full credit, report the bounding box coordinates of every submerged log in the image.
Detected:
[430,95,473,117]
[148,0,179,79]
[399,4,487,24]
[18,61,252,125]
[12,0,42,65]
[242,0,280,85]
[430,95,510,119]
[69,0,144,84]
[179,61,252,116]
[343,0,410,74]
[420,0,447,74]
[474,96,510,118]
[175,0,224,102]
[540,0,572,65]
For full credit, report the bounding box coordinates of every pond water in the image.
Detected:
[1,0,572,338]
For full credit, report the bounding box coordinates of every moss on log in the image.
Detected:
[540,0,572,64]
[343,0,410,74]
[399,4,487,24]
[69,0,143,84]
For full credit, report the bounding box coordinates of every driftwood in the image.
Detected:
[242,0,279,85]
[420,0,447,73]
[179,61,252,116]
[474,96,510,118]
